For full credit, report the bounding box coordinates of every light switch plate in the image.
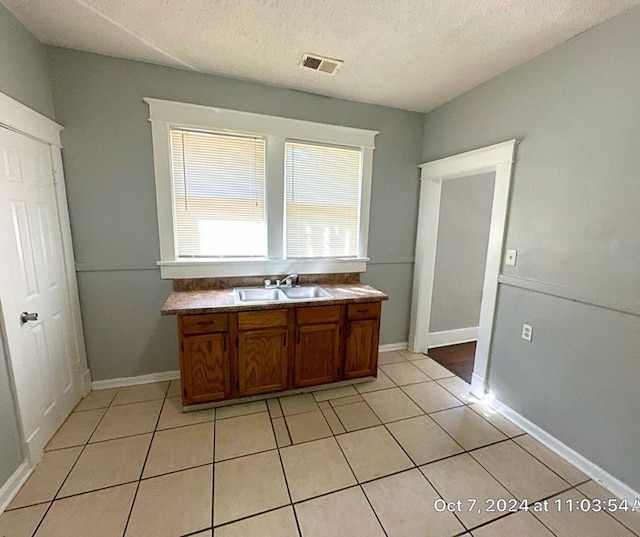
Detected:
[505,249,517,266]
[522,323,533,342]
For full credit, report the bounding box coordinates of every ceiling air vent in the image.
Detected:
[300,53,343,75]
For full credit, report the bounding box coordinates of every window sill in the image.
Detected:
[157,258,369,279]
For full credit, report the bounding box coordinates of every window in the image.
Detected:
[285,141,361,258]
[171,129,266,258]
[145,98,377,278]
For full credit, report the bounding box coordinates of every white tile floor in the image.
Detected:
[1,350,639,537]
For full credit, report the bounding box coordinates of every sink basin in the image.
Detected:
[281,285,331,299]
[234,285,332,303]
[236,288,283,302]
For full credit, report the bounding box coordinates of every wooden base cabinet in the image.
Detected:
[294,306,341,388]
[178,301,381,406]
[345,303,381,379]
[237,310,290,397]
[179,314,230,405]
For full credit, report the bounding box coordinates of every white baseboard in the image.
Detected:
[490,397,640,503]
[429,327,478,348]
[92,370,180,390]
[0,461,32,515]
[470,373,486,399]
[379,342,408,352]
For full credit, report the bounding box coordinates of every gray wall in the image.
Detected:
[422,6,640,492]
[46,48,424,380]
[0,3,54,119]
[0,2,55,491]
[430,172,494,333]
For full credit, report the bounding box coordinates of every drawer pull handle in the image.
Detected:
[356,309,369,313]
[197,320,216,325]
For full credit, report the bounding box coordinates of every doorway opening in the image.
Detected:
[427,171,495,382]
[409,140,517,397]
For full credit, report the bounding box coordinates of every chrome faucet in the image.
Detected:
[264,274,300,288]
[281,273,300,287]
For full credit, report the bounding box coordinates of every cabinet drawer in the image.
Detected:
[297,305,341,325]
[238,309,288,330]
[181,313,228,335]
[347,302,381,320]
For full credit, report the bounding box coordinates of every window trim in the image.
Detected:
[145,98,378,279]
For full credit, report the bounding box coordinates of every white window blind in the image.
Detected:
[170,129,266,258]
[285,141,362,258]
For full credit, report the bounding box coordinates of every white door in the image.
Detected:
[0,125,82,462]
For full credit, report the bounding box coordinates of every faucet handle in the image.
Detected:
[264,279,271,288]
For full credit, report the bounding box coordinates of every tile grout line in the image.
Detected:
[418,462,486,534]
[267,406,303,537]
[326,400,350,433]
[329,427,390,537]
[568,484,640,537]
[276,398,297,447]
[467,436,573,494]
[391,385,478,452]
[508,436,592,490]
[358,482,391,537]
[120,383,170,537]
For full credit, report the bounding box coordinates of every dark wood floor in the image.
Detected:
[427,341,476,384]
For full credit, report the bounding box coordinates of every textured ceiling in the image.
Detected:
[3,0,639,112]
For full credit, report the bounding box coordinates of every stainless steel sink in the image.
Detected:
[236,288,283,302]
[280,285,331,299]
[234,284,332,303]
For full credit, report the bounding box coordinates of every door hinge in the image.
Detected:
[52,168,59,185]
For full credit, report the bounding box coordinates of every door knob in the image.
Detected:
[20,312,38,324]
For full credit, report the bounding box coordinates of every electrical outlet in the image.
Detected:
[505,249,517,266]
[522,323,533,342]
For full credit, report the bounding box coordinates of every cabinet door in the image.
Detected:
[238,327,288,396]
[345,319,379,379]
[295,323,340,387]
[181,333,230,405]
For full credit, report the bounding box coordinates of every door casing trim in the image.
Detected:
[409,140,517,398]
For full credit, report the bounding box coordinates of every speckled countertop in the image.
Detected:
[161,283,388,315]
